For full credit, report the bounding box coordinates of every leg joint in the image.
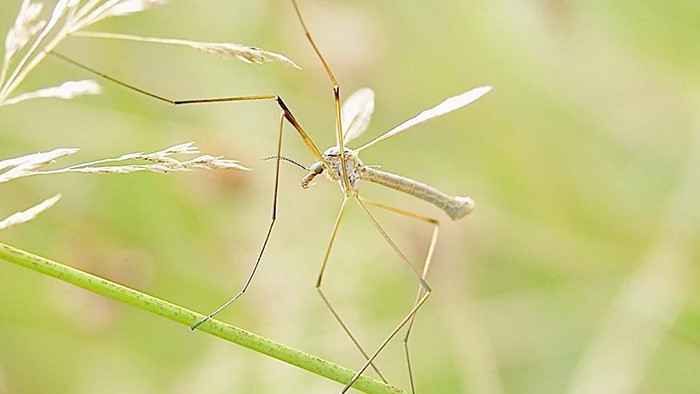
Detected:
[275,96,292,117]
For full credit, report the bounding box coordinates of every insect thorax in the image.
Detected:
[322,146,364,192]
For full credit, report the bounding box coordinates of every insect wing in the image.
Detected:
[358,86,491,152]
[341,88,375,145]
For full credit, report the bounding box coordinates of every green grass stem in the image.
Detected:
[0,242,406,394]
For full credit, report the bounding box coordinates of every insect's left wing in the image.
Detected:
[341,88,375,145]
[357,86,491,152]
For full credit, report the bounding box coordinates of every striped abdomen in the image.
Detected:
[360,167,474,220]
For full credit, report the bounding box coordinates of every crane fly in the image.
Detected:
[49,0,490,392]
[292,87,489,394]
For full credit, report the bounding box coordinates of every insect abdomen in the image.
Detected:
[360,167,474,220]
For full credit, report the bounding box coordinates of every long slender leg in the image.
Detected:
[315,196,388,383]
[359,197,441,394]
[289,0,337,87]
[48,51,325,162]
[48,51,331,329]
[289,0,351,191]
[191,111,285,330]
[338,197,434,393]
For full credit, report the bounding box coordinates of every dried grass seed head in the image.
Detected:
[0,194,61,230]
[0,147,79,182]
[3,79,101,106]
[3,0,47,65]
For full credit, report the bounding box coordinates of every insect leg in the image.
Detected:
[289,0,351,192]
[358,197,441,394]
[338,197,433,393]
[49,52,331,329]
[316,196,388,383]
[191,111,284,330]
[48,51,325,162]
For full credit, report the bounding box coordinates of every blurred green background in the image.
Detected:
[1,0,699,393]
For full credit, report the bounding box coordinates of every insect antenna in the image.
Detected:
[262,155,309,171]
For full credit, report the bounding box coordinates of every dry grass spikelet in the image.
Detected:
[3,0,46,68]
[0,194,61,230]
[190,42,301,69]
[0,142,248,230]
[2,79,101,106]
[0,148,80,183]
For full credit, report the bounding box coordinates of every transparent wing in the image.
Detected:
[341,88,375,145]
[357,86,491,152]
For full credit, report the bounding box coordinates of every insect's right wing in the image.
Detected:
[357,86,491,152]
[341,88,375,145]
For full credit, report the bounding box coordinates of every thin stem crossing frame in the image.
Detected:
[0,241,406,394]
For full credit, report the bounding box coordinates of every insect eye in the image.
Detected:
[310,162,324,174]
